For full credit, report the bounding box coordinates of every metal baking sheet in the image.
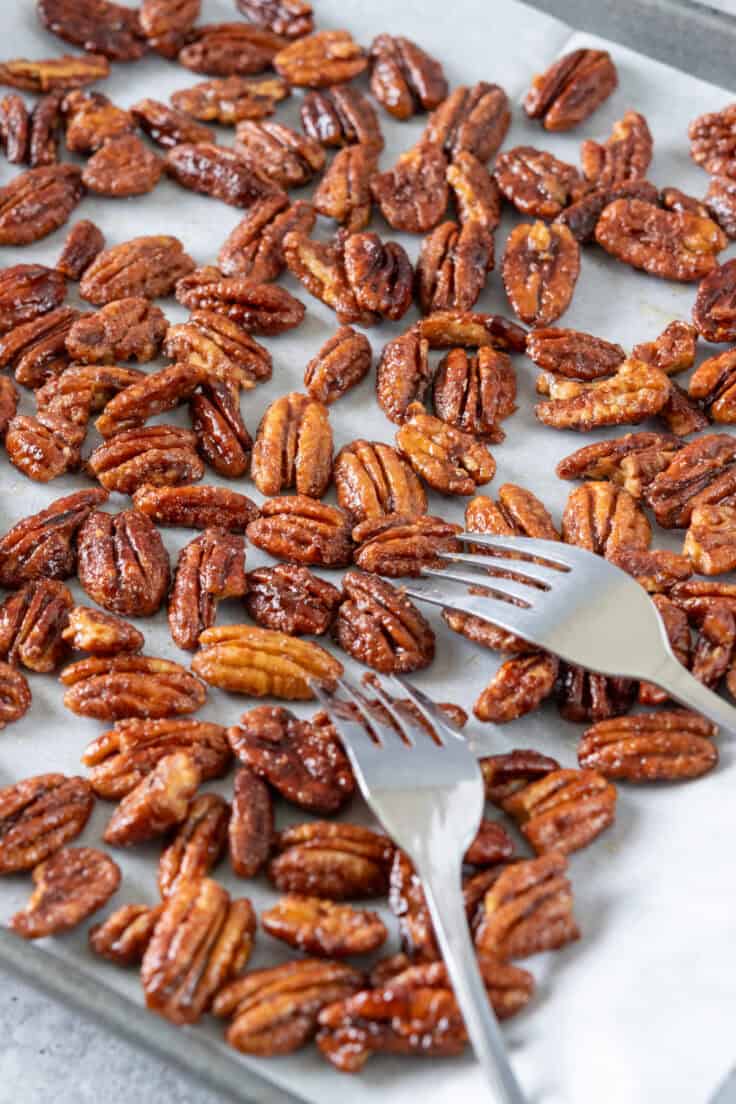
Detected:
[1,1,736,1102]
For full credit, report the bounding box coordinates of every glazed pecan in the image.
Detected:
[5,412,83,482]
[228,704,354,813]
[234,120,324,188]
[178,23,286,76]
[526,326,624,381]
[396,401,496,495]
[86,425,204,494]
[270,821,393,899]
[474,653,559,724]
[416,220,493,314]
[689,103,736,177]
[192,624,343,699]
[466,484,560,542]
[0,578,72,672]
[303,327,371,405]
[446,152,501,234]
[28,91,63,167]
[556,663,636,723]
[371,141,448,233]
[559,178,659,244]
[692,259,736,343]
[535,359,671,431]
[103,751,200,847]
[334,440,426,527]
[389,849,438,961]
[313,144,377,233]
[685,504,736,574]
[691,602,736,688]
[0,306,80,389]
[80,236,195,305]
[0,93,29,163]
[595,198,726,281]
[230,765,274,877]
[89,903,162,965]
[523,48,617,131]
[0,264,66,336]
[130,98,213,147]
[77,509,169,617]
[0,661,31,728]
[158,793,229,897]
[659,381,709,438]
[632,320,698,375]
[706,175,736,237]
[62,607,143,656]
[0,164,83,245]
[503,220,580,326]
[333,570,434,673]
[581,111,653,186]
[282,229,374,325]
[426,81,510,162]
[95,362,202,437]
[214,959,363,1056]
[0,377,17,436]
[66,298,167,365]
[142,878,256,1024]
[168,529,246,651]
[474,853,579,959]
[82,717,231,800]
[352,513,461,577]
[236,0,313,38]
[217,196,315,283]
[132,484,260,532]
[10,847,120,940]
[376,327,432,424]
[578,711,717,782]
[165,311,271,389]
[191,380,253,478]
[479,748,560,804]
[56,219,105,280]
[639,594,691,704]
[433,346,516,438]
[136,0,198,56]
[273,30,366,87]
[0,773,94,875]
[82,135,161,201]
[0,53,109,92]
[562,481,650,557]
[645,433,736,527]
[556,431,681,498]
[301,86,383,150]
[244,565,341,635]
[345,231,415,321]
[36,363,144,426]
[0,487,107,589]
[494,146,586,219]
[63,91,135,154]
[251,392,332,497]
[501,767,616,856]
[264,896,386,957]
[367,33,445,120]
[174,266,305,334]
[61,654,206,720]
[37,0,147,61]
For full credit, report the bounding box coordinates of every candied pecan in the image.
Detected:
[474,853,579,959]
[165,311,271,389]
[333,570,434,673]
[5,412,82,482]
[82,717,231,800]
[376,327,431,424]
[273,30,366,87]
[158,793,229,897]
[217,197,314,285]
[301,85,383,150]
[658,381,709,437]
[313,144,376,233]
[580,111,652,187]
[0,377,17,437]
[368,33,446,120]
[0,53,109,93]
[0,487,107,589]
[61,655,206,720]
[526,326,625,381]
[0,774,94,874]
[36,363,144,426]
[370,141,448,234]
[0,661,31,728]
[282,229,375,325]
[0,265,67,339]
[103,752,199,847]
[270,821,393,899]
[426,81,510,162]
[77,509,169,618]
[595,198,726,281]
[0,164,83,245]
[95,362,202,437]
[416,220,493,314]
[389,849,438,961]
[80,236,195,305]
[174,266,304,335]
[632,320,698,376]
[447,150,501,233]
[343,231,414,321]
[535,359,671,431]
[10,846,120,940]
[37,0,147,61]
[559,176,655,241]
[192,623,343,698]
[353,513,461,577]
[131,98,213,148]
[645,433,736,527]
[234,120,324,188]
[245,565,341,635]
[479,748,560,804]
[142,878,256,1024]
[168,529,246,651]
[494,146,586,219]
[55,219,105,280]
[62,607,143,656]
[63,90,135,154]
[0,578,72,672]
[433,346,515,438]
[140,0,199,57]
[556,431,682,498]
[467,484,560,542]
[503,220,579,326]
[562,481,650,558]
[237,0,313,38]
[304,327,371,406]
[28,91,63,167]
[334,440,426,527]
[706,175,736,238]
[251,393,331,498]
[82,134,163,197]
[524,48,617,131]
[191,380,252,478]
[692,259,736,343]
[0,306,80,389]
[660,187,708,217]
[689,103,736,177]
[396,401,496,495]
[230,765,274,877]
[132,484,259,532]
[178,23,286,76]
[66,298,167,366]
[89,903,162,965]
[685,503,736,575]
[639,594,691,705]
[0,93,29,163]
[502,767,616,855]
[214,959,363,1055]
[691,602,735,687]
[474,653,558,724]
[556,663,635,723]
[579,711,717,782]
[264,895,386,957]
[87,425,204,494]
[228,704,354,813]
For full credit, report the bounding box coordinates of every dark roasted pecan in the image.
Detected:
[66,298,167,365]
[87,425,204,494]
[0,306,80,389]
[595,198,726,281]
[535,359,671,431]
[191,380,253,478]
[165,141,277,206]
[234,120,324,188]
[55,219,105,280]
[0,774,94,874]
[0,487,107,589]
[80,235,195,305]
[433,346,515,438]
[95,362,202,437]
[447,150,502,231]
[61,654,206,720]
[685,504,736,574]
[502,767,616,855]
[524,48,617,131]
[527,326,624,381]
[301,85,383,150]
[10,846,120,940]
[556,430,681,498]
[168,529,246,650]
[245,565,341,635]
[353,513,461,577]
[0,264,67,337]
[0,661,31,728]
[0,164,83,245]
[63,90,135,153]
[131,98,213,147]
[28,91,63,167]
[313,144,377,233]
[632,320,698,375]
[263,895,386,957]
[103,751,200,847]
[174,266,304,335]
[270,821,393,899]
[274,30,366,87]
[689,103,736,177]
[333,570,434,673]
[494,146,586,219]
[0,53,109,92]
[37,0,147,61]
[5,412,82,482]
[474,653,558,723]
[426,81,510,162]
[578,711,717,782]
[218,196,314,285]
[89,903,162,965]
[556,663,636,723]
[77,509,169,617]
[236,0,313,38]
[165,310,271,389]
[36,363,143,426]
[251,393,332,498]
[371,141,448,233]
[0,93,29,163]
[474,853,579,959]
[178,23,286,76]
[692,259,736,343]
[368,33,447,119]
[645,433,736,527]
[0,578,72,672]
[706,175,736,238]
[304,327,371,406]
[139,0,199,57]
[376,327,431,424]
[230,765,274,876]
[62,606,143,656]
[132,484,259,532]
[82,134,163,197]
[503,220,580,326]
[142,878,256,1024]
[158,792,228,897]
[396,401,496,495]
[228,704,354,813]
[581,111,653,186]
[334,439,426,526]
[416,220,493,314]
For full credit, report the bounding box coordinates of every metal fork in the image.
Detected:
[402,533,736,733]
[311,673,528,1104]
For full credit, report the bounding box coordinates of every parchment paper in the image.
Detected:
[1,1,735,1102]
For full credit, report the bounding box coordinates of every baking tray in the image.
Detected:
[2,1,736,1103]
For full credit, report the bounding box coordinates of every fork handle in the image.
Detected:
[416,857,528,1104]
[648,654,736,734]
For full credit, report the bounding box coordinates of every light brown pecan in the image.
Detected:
[595,198,726,282]
[66,298,167,365]
[142,878,256,1024]
[426,81,510,162]
[244,565,341,635]
[164,310,272,389]
[463,484,559,542]
[526,326,625,381]
[270,821,393,899]
[580,111,653,186]
[556,431,682,499]
[301,85,383,150]
[433,346,515,439]
[333,570,434,674]
[62,607,143,656]
[228,704,354,813]
[130,98,213,148]
[82,134,163,197]
[0,661,31,728]
[192,624,343,699]
[236,0,313,38]
[0,93,29,163]
[474,653,558,724]
[376,327,432,424]
[0,264,67,335]
[191,380,253,479]
[0,306,80,389]
[80,236,195,305]
[578,711,717,782]
[312,144,376,233]
[251,392,332,498]
[447,150,502,231]
[10,846,120,940]
[103,751,200,847]
[503,220,580,326]
[77,509,169,618]
[273,30,366,87]
[61,654,206,720]
[138,0,199,56]
[370,141,448,234]
[63,91,135,154]
[0,164,83,245]
[178,23,286,76]
[82,717,231,800]
[334,439,427,526]
[37,0,147,61]
[263,895,386,957]
[352,513,461,577]
[689,103,736,177]
[0,578,72,672]
[94,362,202,438]
[86,425,204,494]
[685,503,736,574]
[230,765,274,877]
[55,219,105,280]
[158,792,229,897]
[303,326,371,406]
[5,412,82,482]
[214,959,363,1055]
[174,265,305,334]
[168,529,246,651]
[28,91,64,168]
[692,259,736,343]
[35,363,144,426]
[395,401,496,495]
[89,903,163,965]
[494,146,586,219]
[282,229,374,325]
[416,219,493,314]
[706,175,736,238]
[535,359,671,431]
[639,594,691,705]
[217,196,314,283]
[132,484,259,532]
[562,481,650,558]
[368,33,447,120]
[234,120,324,188]
[524,48,617,131]
[632,320,698,376]
[0,53,109,92]
[0,487,107,589]
[0,774,94,875]
[645,433,736,528]
[501,767,617,856]
[479,749,560,804]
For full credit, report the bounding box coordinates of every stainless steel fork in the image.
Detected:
[311,673,527,1104]
[403,533,736,733]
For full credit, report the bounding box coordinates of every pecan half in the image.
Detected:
[659,381,709,438]
[556,431,682,498]
[62,606,143,656]
[63,90,135,153]
[389,849,439,962]
[86,425,204,494]
[334,439,426,527]
[37,0,147,61]
[503,220,580,326]
[132,484,259,532]
[95,362,202,437]
[0,377,17,436]
[333,570,434,673]
[0,578,72,672]
[595,198,726,281]
[447,150,501,231]
[706,175,736,238]
[479,749,560,804]
[66,298,167,365]
[691,601,735,688]
[270,821,393,899]
[396,401,496,495]
[174,265,305,334]
[376,327,432,424]
[80,235,195,305]
[230,765,274,877]
[82,134,163,197]
[0,53,110,92]
[0,93,29,163]
[524,48,617,131]
[158,792,229,897]
[371,141,448,233]
[417,220,493,314]
[5,412,82,482]
[89,903,162,965]
[474,653,558,723]
[562,481,650,557]
[236,0,313,38]
[352,513,461,577]
[28,91,63,167]
[535,359,671,431]
[0,264,66,335]
[273,30,366,87]
[36,363,144,426]
[692,258,736,343]
[10,847,120,940]
[61,655,206,720]
[685,503,736,575]
[103,751,200,847]
[0,164,83,245]
[234,120,324,188]
[251,392,332,498]
[426,81,510,162]
[164,310,272,389]
[264,895,386,957]
[217,196,314,283]
[689,103,736,177]
[244,565,341,635]
[168,529,246,650]
[581,111,653,186]
[368,34,447,119]
[344,231,414,321]
[433,346,515,438]
[313,144,377,233]
[0,487,107,589]
[301,86,383,150]
[556,663,635,723]
[502,768,617,855]
[578,711,717,782]
[77,509,169,617]
[138,0,199,56]
[526,326,625,381]
[465,484,560,541]
[494,146,586,219]
[632,320,698,375]
[191,380,252,478]
[56,219,105,280]
[131,98,213,147]
[474,853,579,959]
[178,23,286,76]
[282,229,375,325]
[645,433,736,527]
[0,774,94,874]
[639,594,691,704]
[561,181,686,245]
[303,326,371,405]
[0,306,80,389]
[0,662,31,728]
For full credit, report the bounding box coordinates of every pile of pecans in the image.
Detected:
[0,0,734,1077]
